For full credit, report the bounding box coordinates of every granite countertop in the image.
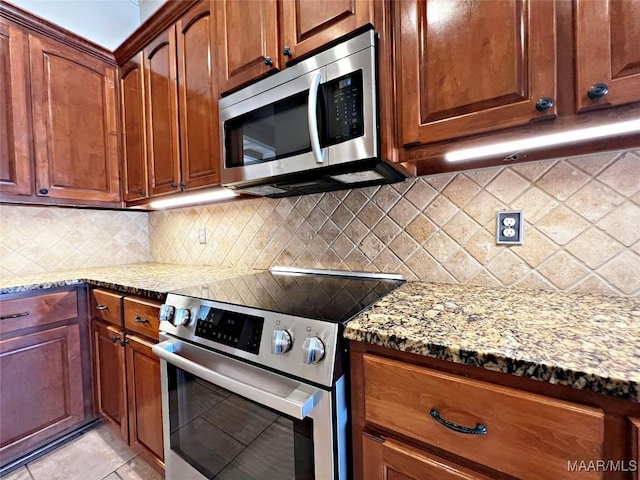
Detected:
[0,263,258,300]
[345,282,640,402]
[2,266,638,401]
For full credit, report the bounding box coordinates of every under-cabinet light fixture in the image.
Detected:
[149,188,238,209]
[445,119,640,162]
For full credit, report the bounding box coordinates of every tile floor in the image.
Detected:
[2,423,163,480]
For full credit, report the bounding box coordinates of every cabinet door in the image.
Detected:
[92,321,128,440]
[120,53,148,202]
[29,34,120,202]
[176,2,220,190]
[0,324,85,463]
[575,0,640,111]
[395,0,557,146]
[363,435,492,480]
[144,27,181,197]
[215,0,279,94]
[0,21,32,195]
[125,334,164,464]
[280,0,372,61]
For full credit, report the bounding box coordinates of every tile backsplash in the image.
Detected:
[150,149,639,296]
[1,149,637,296]
[0,206,150,276]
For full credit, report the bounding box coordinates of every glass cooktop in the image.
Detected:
[170,268,405,324]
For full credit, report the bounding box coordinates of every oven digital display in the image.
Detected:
[195,306,264,354]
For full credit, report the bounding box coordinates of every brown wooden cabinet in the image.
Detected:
[120,54,148,202]
[92,320,128,439]
[632,418,640,480]
[123,0,220,202]
[29,35,119,203]
[575,0,640,112]
[0,288,93,468]
[215,0,373,94]
[351,342,638,480]
[389,0,640,174]
[394,0,557,147]
[89,289,164,472]
[0,6,121,206]
[125,334,164,463]
[363,435,493,480]
[0,20,31,196]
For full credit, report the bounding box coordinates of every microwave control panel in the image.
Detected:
[325,69,364,145]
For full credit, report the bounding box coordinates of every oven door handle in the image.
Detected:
[153,340,323,420]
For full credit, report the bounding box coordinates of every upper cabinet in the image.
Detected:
[215,0,279,94]
[120,54,148,202]
[143,27,181,197]
[122,0,220,202]
[280,0,373,65]
[176,2,220,191]
[575,0,640,112]
[394,0,557,147]
[0,10,121,206]
[215,0,373,94]
[29,36,120,203]
[0,21,31,195]
[391,0,640,171]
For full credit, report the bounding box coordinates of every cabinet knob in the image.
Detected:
[587,83,609,100]
[179,182,186,189]
[535,97,554,112]
[170,183,178,189]
[138,190,145,196]
[39,188,49,195]
[111,336,120,343]
[282,46,292,57]
[264,56,273,66]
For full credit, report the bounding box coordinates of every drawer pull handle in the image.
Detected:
[0,311,30,320]
[96,304,109,311]
[134,316,149,324]
[430,409,488,435]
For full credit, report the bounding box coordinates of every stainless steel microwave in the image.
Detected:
[219,29,405,198]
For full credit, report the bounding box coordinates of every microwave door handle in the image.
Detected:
[308,71,326,163]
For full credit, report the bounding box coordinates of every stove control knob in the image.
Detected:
[271,330,292,355]
[302,337,325,365]
[173,308,191,327]
[159,304,175,322]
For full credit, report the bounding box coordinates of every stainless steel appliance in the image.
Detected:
[219,29,405,198]
[154,267,405,480]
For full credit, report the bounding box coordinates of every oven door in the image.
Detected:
[153,336,346,480]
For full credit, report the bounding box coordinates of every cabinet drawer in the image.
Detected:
[363,354,605,480]
[91,289,123,326]
[123,296,161,341]
[0,290,78,336]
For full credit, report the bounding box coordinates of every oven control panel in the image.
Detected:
[195,306,263,354]
[159,294,340,387]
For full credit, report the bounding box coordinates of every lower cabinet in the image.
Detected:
[90,289,163,472]
[363,434,493,480]
[351,342,637,480]
[0,287,94,469]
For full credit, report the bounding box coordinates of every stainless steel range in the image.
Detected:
[153,267,405,480]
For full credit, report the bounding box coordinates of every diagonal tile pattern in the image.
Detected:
[0,207,150,276]
[148,149,640,296]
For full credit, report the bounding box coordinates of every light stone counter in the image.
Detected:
[345,282,640,402]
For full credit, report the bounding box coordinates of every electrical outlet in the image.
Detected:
[496,211,523,245]
[198,227,207,244]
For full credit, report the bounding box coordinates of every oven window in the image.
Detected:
[168,365,314,479]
